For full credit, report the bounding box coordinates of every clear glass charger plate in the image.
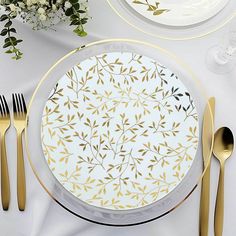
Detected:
[25,39,213,226]
[107,0,236,40]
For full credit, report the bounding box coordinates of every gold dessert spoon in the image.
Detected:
[213,127,234,236]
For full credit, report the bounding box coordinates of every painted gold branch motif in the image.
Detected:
[41,105,60,128]
[60,165,96,195]
[59,148,73,164]
[183,92,198,121]
[53,114,77,134]
[87,83,180,115]
[42,138,56,166]
[48,83,63,104]
[67,67,92,99]
[186,126,198,144]
[90,150,144,201]
[149,115,180,137]
[132,0,170,16]
[139,141,194,171]
[74,119,106,172]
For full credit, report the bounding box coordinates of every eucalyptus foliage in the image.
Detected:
[0,0,88,60]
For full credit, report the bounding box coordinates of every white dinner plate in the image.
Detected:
[107,1,236,40]
[41,51,199,210]
[26,39,211,226]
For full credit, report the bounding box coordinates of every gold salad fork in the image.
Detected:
[12,94,27,211]
[0,95,11,210]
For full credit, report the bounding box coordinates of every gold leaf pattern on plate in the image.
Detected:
[41,52,199,210]
[132,0,170,16]
[125,0,229,27]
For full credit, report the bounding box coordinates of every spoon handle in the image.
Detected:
[214,162,225,236]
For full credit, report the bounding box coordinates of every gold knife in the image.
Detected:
[199,97,215,236]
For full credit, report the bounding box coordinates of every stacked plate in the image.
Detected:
[107,0,236,40]
[26,39,209,226]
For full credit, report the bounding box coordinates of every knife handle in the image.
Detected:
[214,162,225,236]
[199,164,211,236]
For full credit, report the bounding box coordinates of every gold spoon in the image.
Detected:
[213,127,234,236]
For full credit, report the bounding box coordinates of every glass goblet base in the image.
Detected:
[206,46,236,74]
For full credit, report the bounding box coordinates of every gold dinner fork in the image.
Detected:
[12,94,27,211]
[0,95,11,210]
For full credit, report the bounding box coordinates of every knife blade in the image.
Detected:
[199,97,215,236]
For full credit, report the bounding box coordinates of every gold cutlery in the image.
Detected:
[12,94,27,211]
[213,127,234,236]
[0,95,11,210]
[199,97,215,236]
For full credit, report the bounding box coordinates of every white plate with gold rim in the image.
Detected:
[26,39,211,226]
[107,1,236,40]
[124,0,229,26]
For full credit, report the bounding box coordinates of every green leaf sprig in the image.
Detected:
[65,0,88,37]
[0,0,88,60]
[0,12,23,60]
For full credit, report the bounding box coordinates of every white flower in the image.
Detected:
[39,14,46,21]
[64,1,72,9]
[9,3,16,12]
[26,0,32,7]
[52,4,57,11]
[38,7,45,14]
[31,0,37,4]
[30,5,36,10]
[18,2,25,8]
[39,0,47,5]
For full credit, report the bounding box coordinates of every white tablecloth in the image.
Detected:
[1,1,236,235]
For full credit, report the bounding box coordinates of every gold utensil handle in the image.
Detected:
[199,164,211,236]
[1,135,10,210]
[200,97,215,236]
[214,162,225,236]
[17,133,26,211]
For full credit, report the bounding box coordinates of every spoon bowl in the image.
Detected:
[213,127,234,162]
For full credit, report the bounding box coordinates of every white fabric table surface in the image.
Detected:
[1,1,236,236]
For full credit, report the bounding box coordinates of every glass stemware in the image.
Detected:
[206,18,236,74]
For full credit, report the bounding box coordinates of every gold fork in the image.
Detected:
[0,95,11,210]
[12,94,27,211]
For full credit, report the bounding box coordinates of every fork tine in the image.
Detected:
[21,94,27,114]
[17,94,23,114]
[0,95,6,115]
[15,93,21,115]
[12,94,17,114]
[0,97,3,116]
[2,96,10,115]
